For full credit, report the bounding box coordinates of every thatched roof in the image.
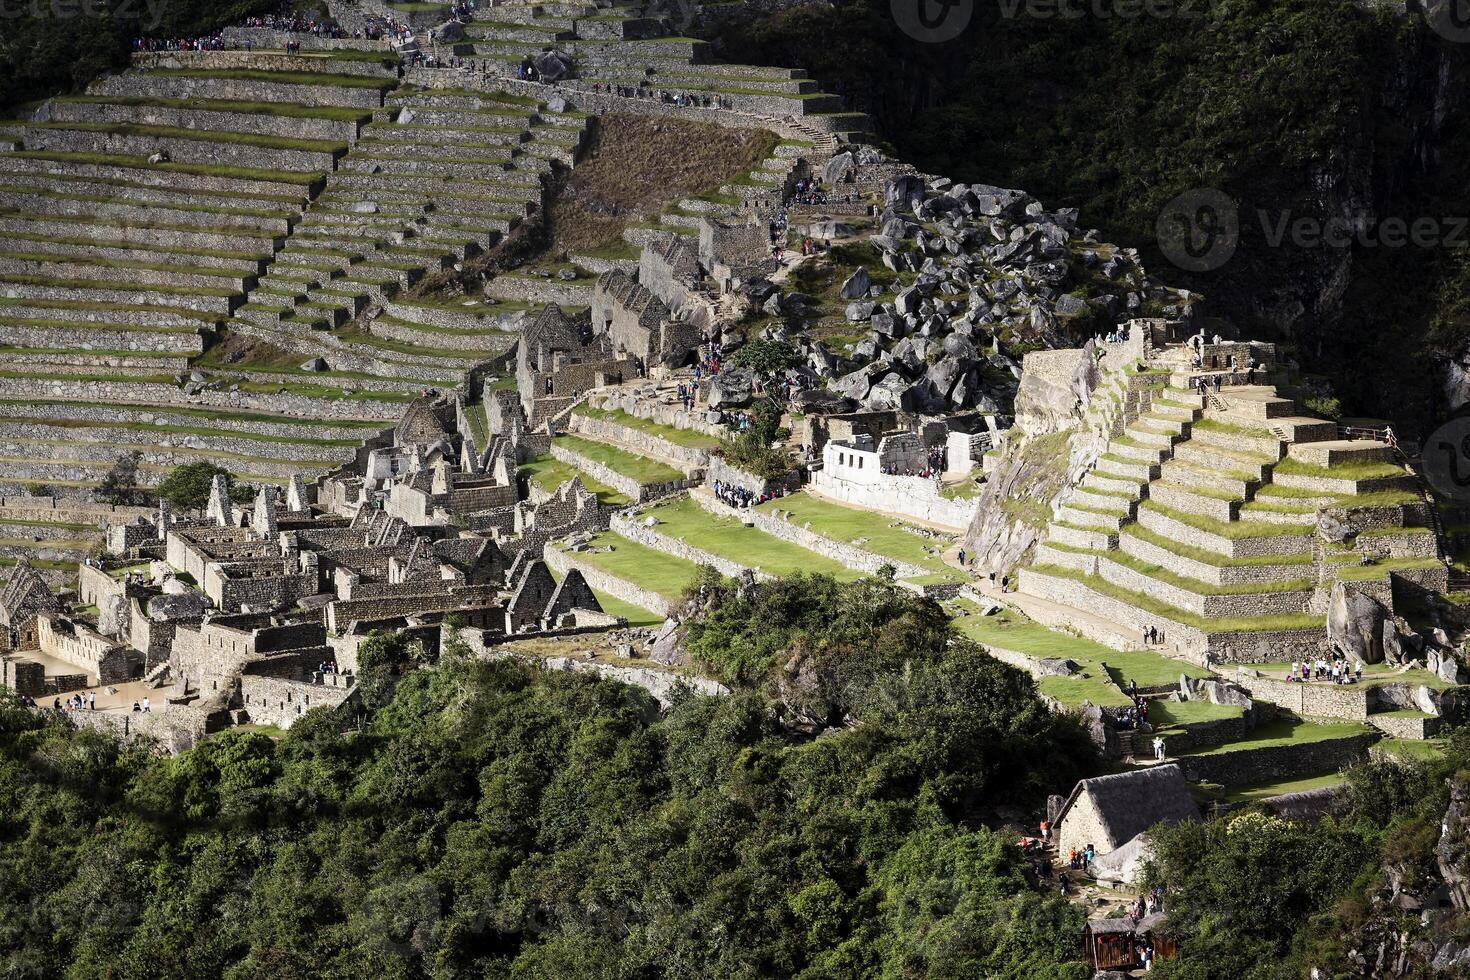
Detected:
[1056,764,1199,850]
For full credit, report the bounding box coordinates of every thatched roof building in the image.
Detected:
[1055,763,1199,861]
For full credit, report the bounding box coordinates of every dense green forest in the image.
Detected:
[717,0,1470,435]
[0,576,1466,977]
[0,578,1098,978]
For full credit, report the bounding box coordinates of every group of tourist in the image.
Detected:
[675,381,697,412]
[710,479,789,510]
[132,697,152,713]
[317,659,343,676]
[789,179,829,207]
[242,10,347,37]
[1114,695,1151,732]
[132,35,230,52]
[54,692,95,712]
[1289,657,1364,685]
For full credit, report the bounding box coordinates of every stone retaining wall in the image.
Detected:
[91,73,386,110]
[568,412,709,469]
[219,27,396,52]
[1018,569,1330,660]
[23,126,339,173]
[1136,505,1311,559]
[0,377,403,422]
[0,216,282,256]
[384,299,529,332]
[484,274,594,307]
[1238,672,1372,722]
[131,50,397,78]
[807,467,982,531]
[707,456,802,498]
[47,100,363,142]
[545,545,671,618]
[240,674,355,728]
[1176,733,1376,787]
[1118,530,1310,586]
[549,441,689,503]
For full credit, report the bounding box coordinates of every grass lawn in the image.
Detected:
[520,454,629,506]
[573,404,720,450]
[644,496,862,581]
[1150,699,1244,729]
[1177,718,1372,756]
[1223,772,1346,803]
[569,532,700,602]
[591,590,662,628]
[755,491,960,581]
[948,603,1134,707]
[1375,738,1447,761]
[554,434,683,485]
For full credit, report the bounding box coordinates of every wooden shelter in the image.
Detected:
[1084,912,1175,971]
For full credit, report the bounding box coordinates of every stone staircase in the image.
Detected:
[1023,378,1443,662]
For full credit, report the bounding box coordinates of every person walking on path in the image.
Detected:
[1152,735,1166,761]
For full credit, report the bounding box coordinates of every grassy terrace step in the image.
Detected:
[0,273,238,298]
[573,404,720,449]
[1271,457,1409,482]
[0,415,361,447]
[1137,500,1306,540]
[521,453,629,506]
[0,297,218,323]
[562,529,700,602]
[55,95,374,123]
[643,495,862,580]
[752,490,960,581]
[1174,717,1373,756]
[0,209,282,245]
[950,602,1211,707]
[149,68,396,91]
[1043,540,1315,596]
[0,171,308,208]
[0,249,251,283]
[0,398,385,430]
[0,315,199,335]
[27,121,349,155]
[1028,564,1324,634]
[553,433,683,485]
[2,230,267,263]
[0,184,294,221]
[1121,524,1313,569]
[6,151,324,186]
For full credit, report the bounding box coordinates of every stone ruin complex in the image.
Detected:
[0,0,1462,823]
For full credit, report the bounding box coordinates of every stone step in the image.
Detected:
[1116,529,1315,587]
[1286,439,1392,467]
[1095,454,1159,482]
[1046,521,1117,551]
[1135,502,1315,559]
[1055,504,1126,532]
[1158,459,1256,499]
[1171,441,1274,481]
[1082,470,1147,500]
[1147,482,1240,522]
